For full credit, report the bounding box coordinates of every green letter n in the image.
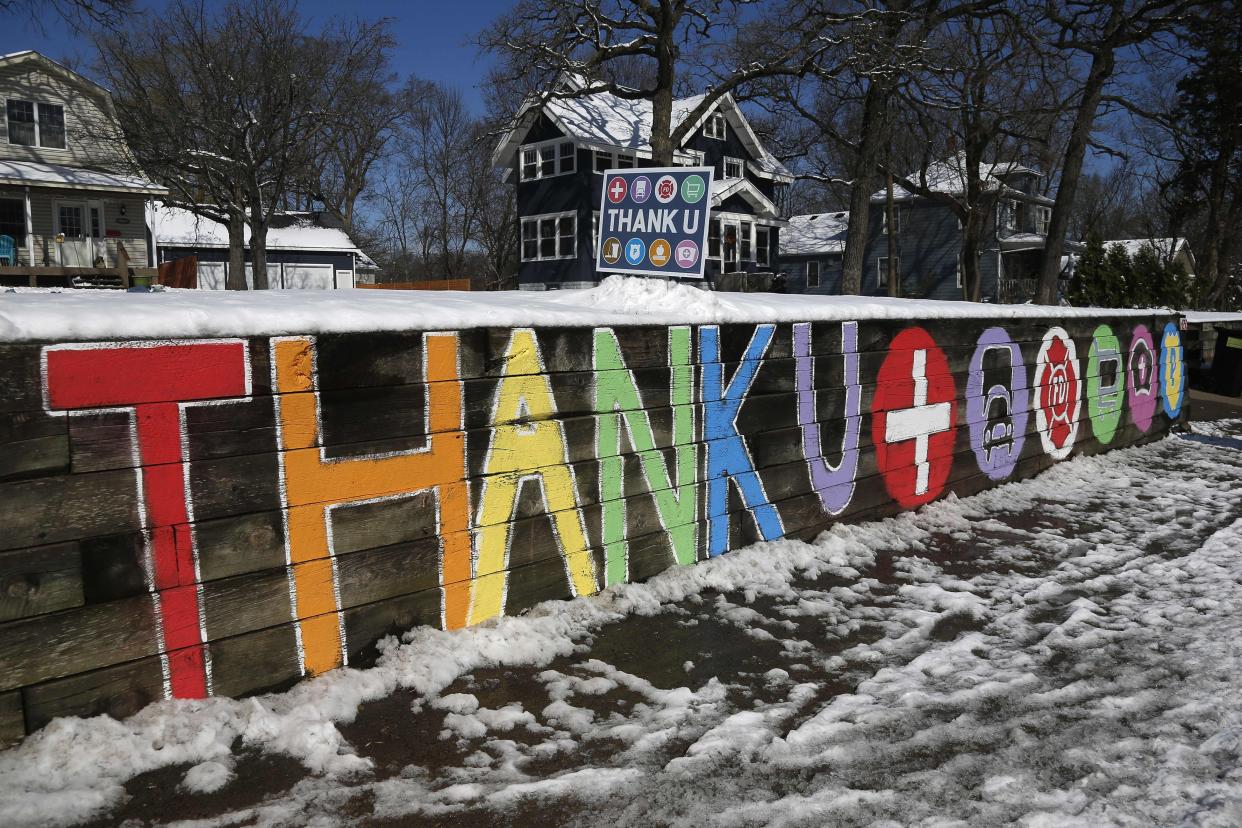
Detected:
[593,326,698,586]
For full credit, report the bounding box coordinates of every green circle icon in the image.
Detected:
[681,174,706,204]
[1086,323,1123,444]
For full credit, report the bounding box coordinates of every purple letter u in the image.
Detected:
[794,321,861,515]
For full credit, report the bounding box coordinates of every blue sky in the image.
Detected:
[0,0,514,113]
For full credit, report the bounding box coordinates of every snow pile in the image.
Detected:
[0,275,1170,343]
[1,427,1240,826]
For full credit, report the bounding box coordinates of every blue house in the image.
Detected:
[780,155,1070,302]
[492,79,792,290]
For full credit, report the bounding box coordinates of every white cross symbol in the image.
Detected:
[885,349,952,495]
[610,179,626,200]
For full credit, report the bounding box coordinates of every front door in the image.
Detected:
[55,201,107,267]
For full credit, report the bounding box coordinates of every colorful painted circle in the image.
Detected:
[1086,324,1123,445]
[966,327,1029,481]
[1127,325,1157,432]
[1033,327,1081,460]
[872,327,958,509]
[1160,321,1185,419]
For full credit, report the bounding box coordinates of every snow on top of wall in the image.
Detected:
[1184,310,1242,325]
[151,204,363,252]
[0,276,1170,343]
[782,212,850,256]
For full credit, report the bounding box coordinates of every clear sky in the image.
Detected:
[0,0,515,113]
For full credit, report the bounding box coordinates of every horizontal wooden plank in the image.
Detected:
[0,542,83,622]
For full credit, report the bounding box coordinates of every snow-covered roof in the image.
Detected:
[0,159,164,194]
[151,204,366,253]
[874,153,1042,202]
[782,212,849,255]
[0,275,1170,343]
[495,87,793,182]
[1105,238,1194,269]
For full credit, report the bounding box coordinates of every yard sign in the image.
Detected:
[596,166,714,279]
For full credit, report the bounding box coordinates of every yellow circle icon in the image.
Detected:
[649,238,671,267]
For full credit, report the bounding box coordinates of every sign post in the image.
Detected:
[596,167,714,280]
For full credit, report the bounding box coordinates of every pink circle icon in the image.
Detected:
[674,239,700,269]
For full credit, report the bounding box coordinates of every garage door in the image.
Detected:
[197,262,227,290]
[282,263,335,289]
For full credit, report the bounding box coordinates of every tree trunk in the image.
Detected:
[886,173,898,297]
[1036,51,1115,305]
[840,81,889,295]
[248,205,271,290]
[226,211,247,290]
[1201,144,1234,307]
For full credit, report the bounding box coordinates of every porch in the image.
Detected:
[0,160,164,275]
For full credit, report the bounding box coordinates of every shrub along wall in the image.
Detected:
[0,311,1188,743]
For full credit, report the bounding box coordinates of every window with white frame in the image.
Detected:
[709,218,721,262]
[1001,199,1018,232]
[593,148,636,173]
[1036,205,1051,235]
[681,149,706,167]
[723,156,743,180]
[6,99,65,149]
[756,226,770,266]
[704,112,727,140]
[881,205,901,234]
[520,139,575,181]
[956,252,963,289]
[807,261,821,289]
[521,211,576,261]
[740,220,753,260]
[877,256,900,288]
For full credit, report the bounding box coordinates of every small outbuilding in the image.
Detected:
[149,202,374,289]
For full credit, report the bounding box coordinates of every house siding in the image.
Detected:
[0,188,148,267]
[0,60,130,172]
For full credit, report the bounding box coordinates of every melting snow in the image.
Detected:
[1,422,1240,826]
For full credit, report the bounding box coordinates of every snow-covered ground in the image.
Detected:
[2,420,1241,827]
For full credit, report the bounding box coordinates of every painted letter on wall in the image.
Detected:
[273,333,471,675]
[43,339,251,698]
[700,325,784,557]
[794,321,861,514]
[594,326,698,585]
[471,329,598,623]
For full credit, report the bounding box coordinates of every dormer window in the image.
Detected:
[520,139,575,181]
[6,100,65,149]
[704,112,726,140]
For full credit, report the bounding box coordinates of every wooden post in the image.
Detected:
[116,241,130,289]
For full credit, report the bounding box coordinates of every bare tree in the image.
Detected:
[1033,0,1197,304]
[479,0,829,165]
[1,0,131,29]
[96,0,382,289]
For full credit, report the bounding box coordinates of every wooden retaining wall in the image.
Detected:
[0,313,1188,744]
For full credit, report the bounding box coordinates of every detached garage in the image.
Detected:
[149,203,374,290]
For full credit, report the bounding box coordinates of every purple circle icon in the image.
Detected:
[630,175,652,204]
[674,239,700,269]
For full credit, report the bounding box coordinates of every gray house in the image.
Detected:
[781,155,1070,302]
[0,50,164,281]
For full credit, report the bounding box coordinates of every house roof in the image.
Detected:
[493,85,793,182]
[1105,238,1195,270]
[711,178,781,219]
[0,159,164,194]
[0,51,113,102]
[151,203,368,254]
[873,153,1043,202]
[782,212,850,255]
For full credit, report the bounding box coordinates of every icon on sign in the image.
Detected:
[680,174,706,203]
[630,175,652,204]
[624,238,646,266]
[674,239,700,269]
[655,175,678,204]
[601,237,622,265]
[649,238,671,267]
[607,176,628,204]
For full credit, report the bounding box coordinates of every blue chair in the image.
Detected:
[0,235,14,266]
